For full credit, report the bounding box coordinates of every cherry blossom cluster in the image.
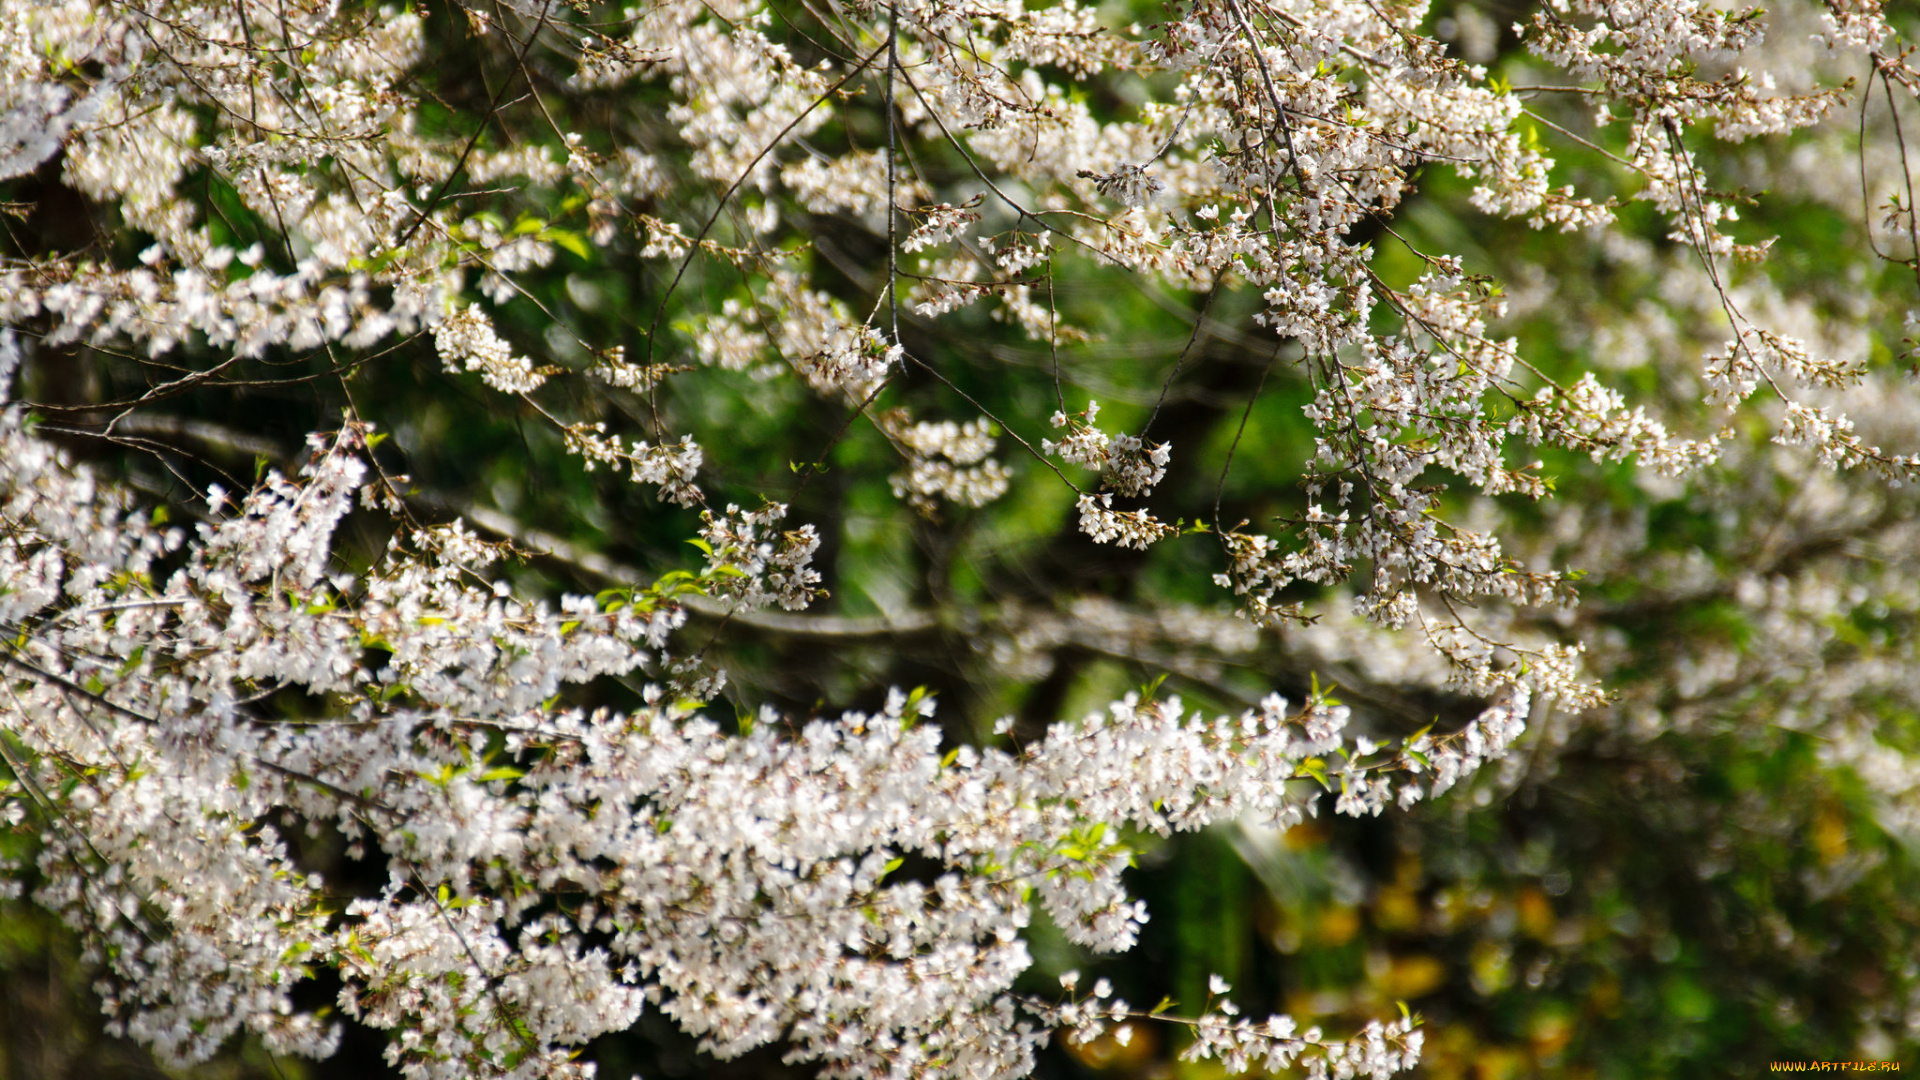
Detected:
[1075,494,1181,550]
[562,424,705,506]
[1034,973,1421,1079]
[695,502,826,612]
[1044,401,1171,499]
[882,411,1015,512]
[0,372,1556,1075]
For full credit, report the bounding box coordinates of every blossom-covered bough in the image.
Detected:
[0,361,1448,1076]
[4,0,1920,1072]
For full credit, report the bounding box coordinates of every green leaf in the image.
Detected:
[1310,671,1344,707]
[543,227,591,260]
[1300,757,1331,790]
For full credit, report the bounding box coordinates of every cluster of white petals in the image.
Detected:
[697,502,826,612]
[1035,973,1420,1078]
[0,364,1543,1075]
[435,303,548,394]
[563,424,705,506]
[1044,402,1171,498]
[883,412,1015,512]
[1076,494,1180,550]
